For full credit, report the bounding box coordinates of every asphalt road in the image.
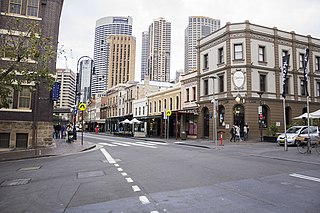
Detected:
[0,133,319,213]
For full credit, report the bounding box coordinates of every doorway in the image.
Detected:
[203,107,209,137]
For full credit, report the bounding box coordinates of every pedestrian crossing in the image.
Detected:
[98,141,167,149]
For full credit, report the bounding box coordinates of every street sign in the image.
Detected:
[166,109,172,117]
[78,102,87,111]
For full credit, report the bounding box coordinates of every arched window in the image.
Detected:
[218,106,225,127]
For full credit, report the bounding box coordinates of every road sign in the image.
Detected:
[166,109,172,117]
[78,102,86,111]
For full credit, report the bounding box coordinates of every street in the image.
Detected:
[0,134,319,213]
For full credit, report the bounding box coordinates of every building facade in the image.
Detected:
[141,31,149,81]
[184,16,220,73]
[197,21,320,140]
[55,69,76,109]
[92,16,133,95]
[0,0,64,149]
[107,35,136,88]
[147,17,171,82]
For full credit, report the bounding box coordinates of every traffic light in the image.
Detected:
[259,114,263,120]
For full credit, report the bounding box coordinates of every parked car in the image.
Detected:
[277,126,319,146]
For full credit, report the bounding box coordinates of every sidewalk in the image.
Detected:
[0,139,96,162]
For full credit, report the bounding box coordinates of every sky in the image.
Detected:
[56,0,320,81]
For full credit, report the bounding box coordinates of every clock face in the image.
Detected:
[233,71,245,88]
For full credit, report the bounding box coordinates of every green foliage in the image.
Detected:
[0,17,56,108]
[267,124,278,136]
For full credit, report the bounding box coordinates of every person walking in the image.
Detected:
[230,125,236,142]
[243,125,248,141]
[235,125,241,142]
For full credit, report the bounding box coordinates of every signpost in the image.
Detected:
[165,109,172,140]
[78,102,86,145]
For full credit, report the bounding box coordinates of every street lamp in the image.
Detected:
[257,91,264,142]
[210,75,219,146]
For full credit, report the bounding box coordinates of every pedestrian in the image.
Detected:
[235,125,241,142]
[245,123,249,140]
[61,125,66,139]
[57,123,61,139]
[230,125,236,142]
[243,125,248,141]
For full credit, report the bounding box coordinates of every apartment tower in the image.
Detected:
[107,35,136,89]
[184,16,220,73]
[141,31,149,81]
[147,17,171,82]
[93,16,133,95]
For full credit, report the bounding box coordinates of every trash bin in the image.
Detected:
[181,131,187,140]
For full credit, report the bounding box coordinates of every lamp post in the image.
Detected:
[257,91,264,142]
[210,75,219,146]
[74,56,95,140]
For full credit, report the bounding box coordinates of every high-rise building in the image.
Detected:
[107,35,136,89]
[55,69,76,108]
[147,17,171,82]
[79,59,93,103]
[141,31,149,81]
[184,16,220,73]
[93,16,133,95]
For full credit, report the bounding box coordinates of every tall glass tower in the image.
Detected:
[184,16,220,73]
[92,16,133,95]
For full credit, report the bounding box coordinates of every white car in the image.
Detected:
[277,126,319,146]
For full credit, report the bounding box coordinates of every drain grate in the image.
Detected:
[77,170,105,179]
[1,178,31,187]
[18,166,42,171]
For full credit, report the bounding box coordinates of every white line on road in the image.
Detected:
[150,211,159,213]
[114,164,119,167]
[112,142,130,147]
[99,142,117,147]
[139,196,150,204]
[121,172,127,176]
[117,168,123,172]
[126,178,134,183]
[120,141,157,148]
[147,141,168,145]
[100,148,116,164]
[290,173,320,183]
[132,185,140,192]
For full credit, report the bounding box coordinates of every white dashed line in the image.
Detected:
[290,173,320,182]
[117,168,123,172]
[126,178,134,183]
[121,172,127,176]
[112,142,131,146]
[150,211,159,213]
[139,196,150,204]
[100,148,116,163]
[132,185,141,192]
[114,164,119,167]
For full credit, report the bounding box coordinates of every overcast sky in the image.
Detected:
[56,0,320,81]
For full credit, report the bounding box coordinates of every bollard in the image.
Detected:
[219,132,224,146]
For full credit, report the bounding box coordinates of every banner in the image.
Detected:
[282,54,290,98]
[52,82,61,101]
[303,48,309,96]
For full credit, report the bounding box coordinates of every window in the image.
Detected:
[18,87,31,109]
[219,75,224,92]
[27,0,39,17]
[139,107,141,115]
[135,108,137,116]
[149,102,152,114]
[164,99,167,109]
[218,47,224,64]
[317,82,320,97]
[159,100,161,112]
[143,106,145,115]
[299,53,305,69]
[258,46,265,62]
[259,74,266,92]
[300,80,306,96]
[154,101,156,113]
[234,44,243,60]
[315,56,320,71]
[170,98,172,110]
[203,54,209,69]
[204,79,208,95]
[176,96,179,109]
[9,0,22,14]
[186,88,190,102]
[192,87,196,101]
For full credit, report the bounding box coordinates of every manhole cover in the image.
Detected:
[18,166,42,171]
[78,170,105,179]
[1,178,31,187]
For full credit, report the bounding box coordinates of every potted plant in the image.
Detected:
[263,124,278,142]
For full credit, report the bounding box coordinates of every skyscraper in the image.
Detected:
[107,35,136,89]
[184,16,220,73]
[92,16,133,95]
[141,31,149,81]
[147,17,171,82]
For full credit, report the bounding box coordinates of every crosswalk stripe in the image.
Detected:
[120,141,157,148]
[147,141,167,145]
[99,142,117,147]
[112,142,130,147]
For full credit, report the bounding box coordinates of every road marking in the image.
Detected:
[99,142,117,147]
[147,141,168,145]
[121,172,127,176]
[117,168,123,172]
[112,142,130,147]
[100,148,116,164]
[121,141,157,148]
[126,178,134,183]
[132,185,140,192]
[114,164,119,167]
[139,196,150,204]
[290,173,320,183]
[150,211,159,213]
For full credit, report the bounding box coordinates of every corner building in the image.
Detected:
[197,21,320,140]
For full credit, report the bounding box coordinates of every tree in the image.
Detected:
[0,17,56,108]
